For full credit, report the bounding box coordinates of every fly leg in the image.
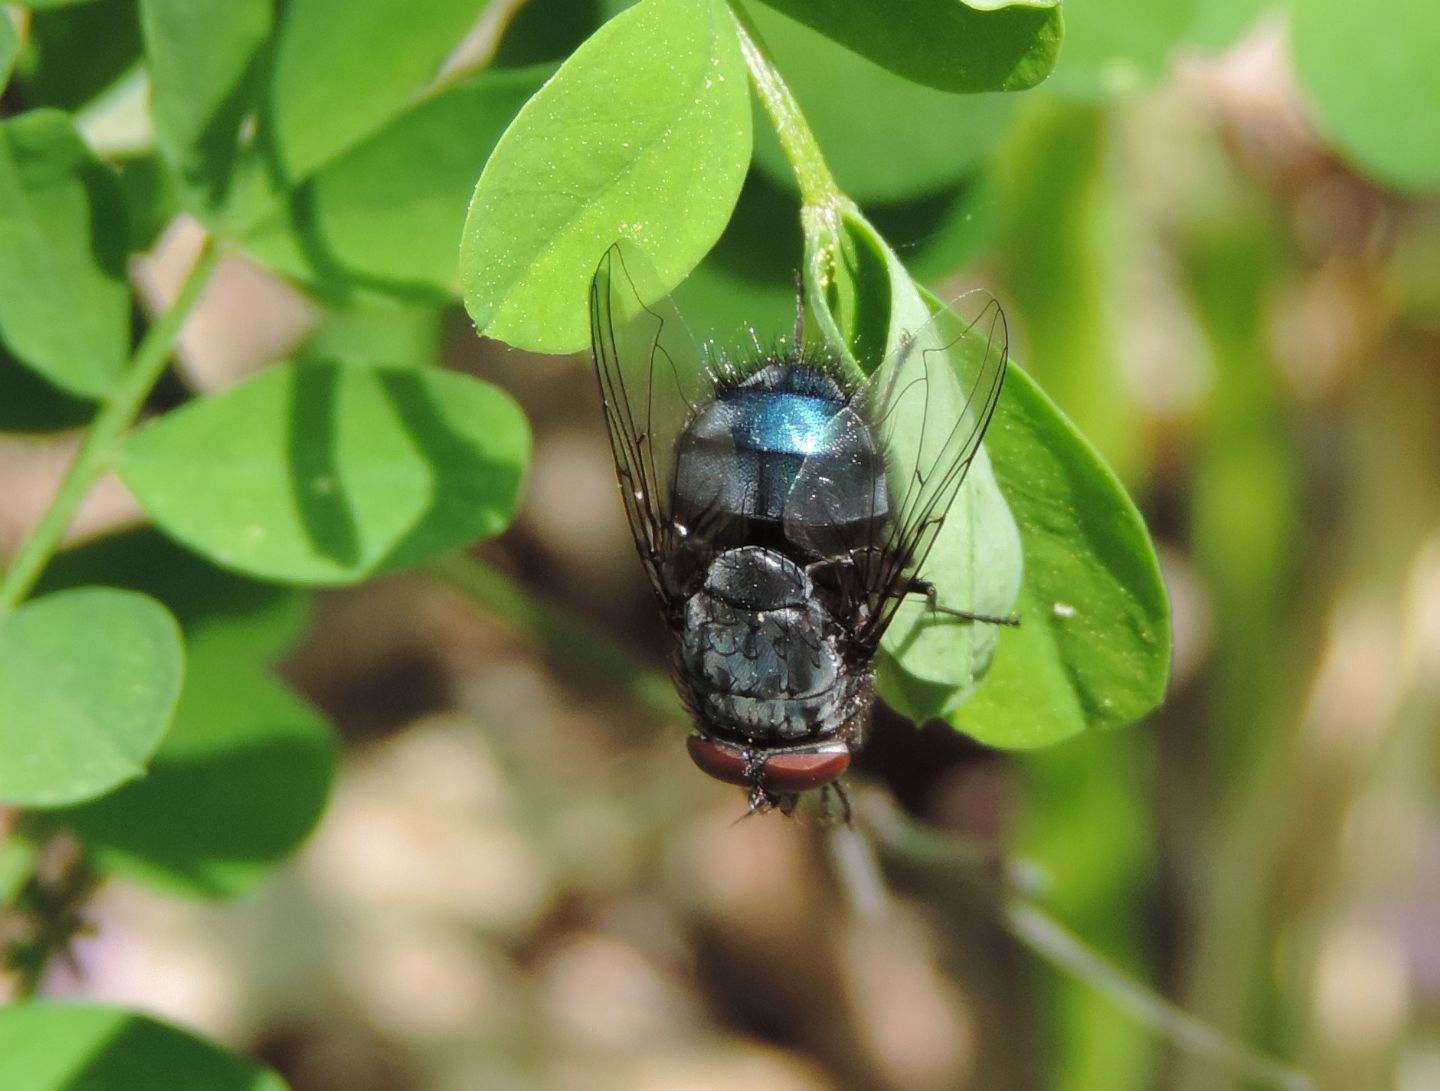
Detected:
[909,578,1020,627]
[820,780,854,826]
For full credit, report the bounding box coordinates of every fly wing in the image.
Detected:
[589,242,716,607]
[851,292,1008,649]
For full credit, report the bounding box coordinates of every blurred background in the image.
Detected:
[6,1,1440,1089]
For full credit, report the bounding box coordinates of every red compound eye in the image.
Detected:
[685,735,851,793]
[685,735,751,787]
[759,747,851,793]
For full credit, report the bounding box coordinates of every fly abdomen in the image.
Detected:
[678,546,863,743]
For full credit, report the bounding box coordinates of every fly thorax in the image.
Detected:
[672,364,889,554]
[678,545,864,744]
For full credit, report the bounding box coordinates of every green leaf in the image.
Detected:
[0,341,99,432]
[262,0,485,185]
[1185,0,1267,51]
[0,14,17,89]
[18,0,143,113]
[1291,0,1440,192]
[297,299,446,370]
[461,0,752,353]
[753,0,1062,94]
[0,1003,289,1091]
[493,0,604,67]
[1042,0,1194,98]
[120,362,531,584]
[36,531,333,899]
[0,110,130,399]
[749,3,1019,203]
[869,171,1002,283]
[37,529,311,669]
[56,652,335,899]
[139,0,271,218]
[952,364,1171,747]
[116,151,183,251]
[242,64,552,300]
[0,588,183,808]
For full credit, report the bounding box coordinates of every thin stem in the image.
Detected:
[725,0,841,208]
[424,552,683,721]
[0,239,222,613]
[1005,901,1315,1091]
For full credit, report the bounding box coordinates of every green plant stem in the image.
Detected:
[425,552,683,721]
[0,240,222,614]
[725,0,841,209]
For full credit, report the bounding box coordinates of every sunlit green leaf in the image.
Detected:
[297,298,446,370]
[461,0,752,353]
[0,1004,289,1091]
[120,362,531,584]
[56,653,335,899]
[140,0,271,218]
[0,109,130,399]
[263,0,485,185]
[34,531,333,899]
[0,588,183,807]
[754,0,1062,94]
[1291,0,1440,192]
[243,65,551,300]
[952,364,1171,746]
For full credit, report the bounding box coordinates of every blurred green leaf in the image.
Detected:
[871,170,1002,283]
[119,362,531,584]
[0,110,130,399]
[36,531,334,899]
[115,151,182,251]
[461,0,752,353]
[995,101,1144,479]
[0,14,17,88]
[0,588,183,808]
[1185,0,1267,51]
[952,364,1171,747]
[749,3,1019,203]
[263,0,485,185]
[17,0,141,112]
[1043,0,1193,98]
[38,529,310,666]
[55,649,335,899]
[0,1004,289,1091]
[753,0,1062,93]
[0,343,99,431]
[297,298,446,369]
[243,64,551,301]
[493,0,603,67]
[139,0,271,219]
[1291,0,1440,192]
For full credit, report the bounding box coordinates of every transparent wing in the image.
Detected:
[589,242,716,606]
[791,293,1008,650]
